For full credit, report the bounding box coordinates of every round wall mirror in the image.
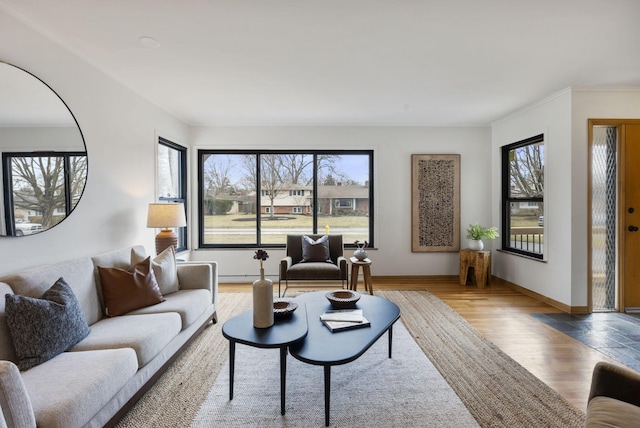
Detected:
[0,62,87,237]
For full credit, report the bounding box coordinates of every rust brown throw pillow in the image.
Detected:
[97,257,165,317]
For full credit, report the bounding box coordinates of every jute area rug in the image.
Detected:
[116,290,586,428]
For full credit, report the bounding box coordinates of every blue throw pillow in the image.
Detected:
[5,277,90,371]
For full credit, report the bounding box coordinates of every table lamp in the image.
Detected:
[147,203,187,255]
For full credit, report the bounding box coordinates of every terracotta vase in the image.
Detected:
[253,268,274,328]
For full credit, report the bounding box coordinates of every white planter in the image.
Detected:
[468,239,484,251]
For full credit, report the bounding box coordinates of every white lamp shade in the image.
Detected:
[147,203,187,228]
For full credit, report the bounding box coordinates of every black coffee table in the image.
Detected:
[289,292,401,426]
[221,303,308,415]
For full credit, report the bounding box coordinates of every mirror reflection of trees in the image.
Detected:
[1,62,87,237]
[7,153,87,233]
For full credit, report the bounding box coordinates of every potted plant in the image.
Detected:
[465,223,499,250]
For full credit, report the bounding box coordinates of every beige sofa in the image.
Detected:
[586,361,640,427]
[0,245,217,428]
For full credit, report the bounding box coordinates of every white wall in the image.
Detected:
[491,89,574,305]
[492,88,640,308]
[0,10,189,276]
[0,127,83,151]
[570,89,640,305]
[189,126,492,282]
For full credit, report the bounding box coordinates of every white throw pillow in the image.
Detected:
[131,246,180,295]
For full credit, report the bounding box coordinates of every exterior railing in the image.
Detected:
[509,227,544,254]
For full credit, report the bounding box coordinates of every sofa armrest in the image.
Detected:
[176,262,218,307]
[0,361,36,428]
[589,361,640,407]
[0,403,9,428]
[337,256,348,279]
[280,257,292,279]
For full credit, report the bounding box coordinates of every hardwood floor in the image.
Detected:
[220,276,620,411]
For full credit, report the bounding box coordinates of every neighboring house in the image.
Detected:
[253,182,370,216]
[317,183,370,215]
[258,184,312,215]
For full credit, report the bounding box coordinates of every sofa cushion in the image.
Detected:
[128,289,212,329]
[586,395,640,427]
[5,278,90,371]
[0,257,102,325]
[301,235,331,263]
[21,348,138,428]
[71,312,181,367]
[97,257,165,317]
[131,246,180,295]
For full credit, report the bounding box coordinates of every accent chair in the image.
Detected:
[279,234,348,297]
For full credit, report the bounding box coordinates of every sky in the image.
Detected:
[205,153,371,189]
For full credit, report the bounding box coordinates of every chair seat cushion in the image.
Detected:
[286,262,340,280]
[586,396,640,428]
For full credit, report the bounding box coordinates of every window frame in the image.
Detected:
[157,137,187,252]
[197,149,374,249]
[501,134,545,259]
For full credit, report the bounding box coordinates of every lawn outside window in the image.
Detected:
[198,150,374,248]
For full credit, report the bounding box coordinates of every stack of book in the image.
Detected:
[319,309,371,332]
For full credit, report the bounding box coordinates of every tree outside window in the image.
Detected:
[502,135,544,258]
[199,150,373,247]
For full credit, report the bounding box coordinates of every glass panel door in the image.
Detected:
[591,125,618,311]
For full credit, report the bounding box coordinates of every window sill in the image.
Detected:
[496,249,547,263]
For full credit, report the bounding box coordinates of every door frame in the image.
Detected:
[588,119,640,312]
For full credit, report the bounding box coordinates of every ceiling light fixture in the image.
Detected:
[139,36,160,49]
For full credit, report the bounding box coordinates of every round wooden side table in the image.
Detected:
[349,256,374,295]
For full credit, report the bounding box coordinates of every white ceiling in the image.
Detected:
[2,0,640,126]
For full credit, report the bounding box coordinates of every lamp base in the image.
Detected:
[155,229,177,255]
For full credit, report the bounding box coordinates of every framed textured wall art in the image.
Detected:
[411,154,460,252]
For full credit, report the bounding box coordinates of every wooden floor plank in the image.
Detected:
[220,276,618,411]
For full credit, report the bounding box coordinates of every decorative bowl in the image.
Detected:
[325,290,361,308]
[273,298,298,318]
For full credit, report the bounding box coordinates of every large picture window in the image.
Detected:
[501,134,544,259]
[198,150,373,248]
[157,137,187,251]
[2,152,87,236]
